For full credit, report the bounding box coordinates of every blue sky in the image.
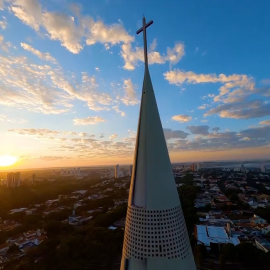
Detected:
[0,0,270,169]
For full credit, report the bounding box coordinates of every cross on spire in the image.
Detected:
[136,17,153,68]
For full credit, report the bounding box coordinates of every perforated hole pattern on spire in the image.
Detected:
[123,205,192,260]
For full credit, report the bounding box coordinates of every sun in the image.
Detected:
[0,155,18,167]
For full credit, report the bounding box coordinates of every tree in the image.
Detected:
[219,253,226,270]
[229,193,239,203]
[209,260,215,270]
[7,244,20,254]
[221,243,237,261]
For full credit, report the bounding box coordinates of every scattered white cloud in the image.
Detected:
[164,70,253,94]
[171,114,192,123]
[8,128,60,137]
[85,20,133,47]
[109,134,117,140]
[164,69,270,120]
[0,42,114,114]
[260,119,270,126]
[95,67,100,71]
[7,0,133,54]
[78,132,88,137]
[120,79,139,106]
[0,16,7,29]
[0,114,27,123]
[21,43,57,64]
[73,116,105,125]
[0,34,11,52]
[121,40,184,70]
[112,106,125,116]
[198,104,209,110]
[201,119,208,123]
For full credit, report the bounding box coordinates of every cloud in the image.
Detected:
[0,41,114,114]
[78,132,88,137]
[112,106,125,116]
[39,156,68,161]
[0,34,11,52]
[163,128,189,140]
[212,127,220,132]
[0,16,7,29]
[109,134,117,140]
[8,128,60,137]
[21,43,57,64]
[186,125,209,135]
[163,69,253,92]
[0,114,27,123]
[168,126,270,152]
[95,67,100,71]
[240,125,270,139]
[198,104,209,110]
[85,19,134,47]
[119,79,139,106]
[205,100,270,119]
[121,40,184,70]
[8,0,133,54]
[171,114,192,123]
[260,120,270,126]
[164,68,270,120]
[73,116,105,125]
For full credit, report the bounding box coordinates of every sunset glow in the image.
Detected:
[0,155,18,167]
[0,0,269,169]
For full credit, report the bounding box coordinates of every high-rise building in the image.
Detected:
[240,164,245,173]
[6,172,21,187]
[129,165,133,177]
[120,17,196,270]
[261,165,266,173]
[190,164,195,171]
[115,164,120,178]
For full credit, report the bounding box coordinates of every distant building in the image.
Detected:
[7,172,21,187]
[240,164,245,173]
[260,165,270,173]
[129,165,133,176]
[115,164,120,178]
[254,238,270,253]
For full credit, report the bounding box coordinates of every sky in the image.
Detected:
[0,0,270,169]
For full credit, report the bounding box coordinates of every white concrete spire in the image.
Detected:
[120,17,196,270]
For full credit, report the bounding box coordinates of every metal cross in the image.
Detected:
[136,17,153,68]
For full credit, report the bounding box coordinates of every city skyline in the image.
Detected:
[1,0,270,169]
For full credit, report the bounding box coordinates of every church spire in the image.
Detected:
[120,17,196,270]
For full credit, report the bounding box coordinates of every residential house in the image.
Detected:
[250,215,267,225]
